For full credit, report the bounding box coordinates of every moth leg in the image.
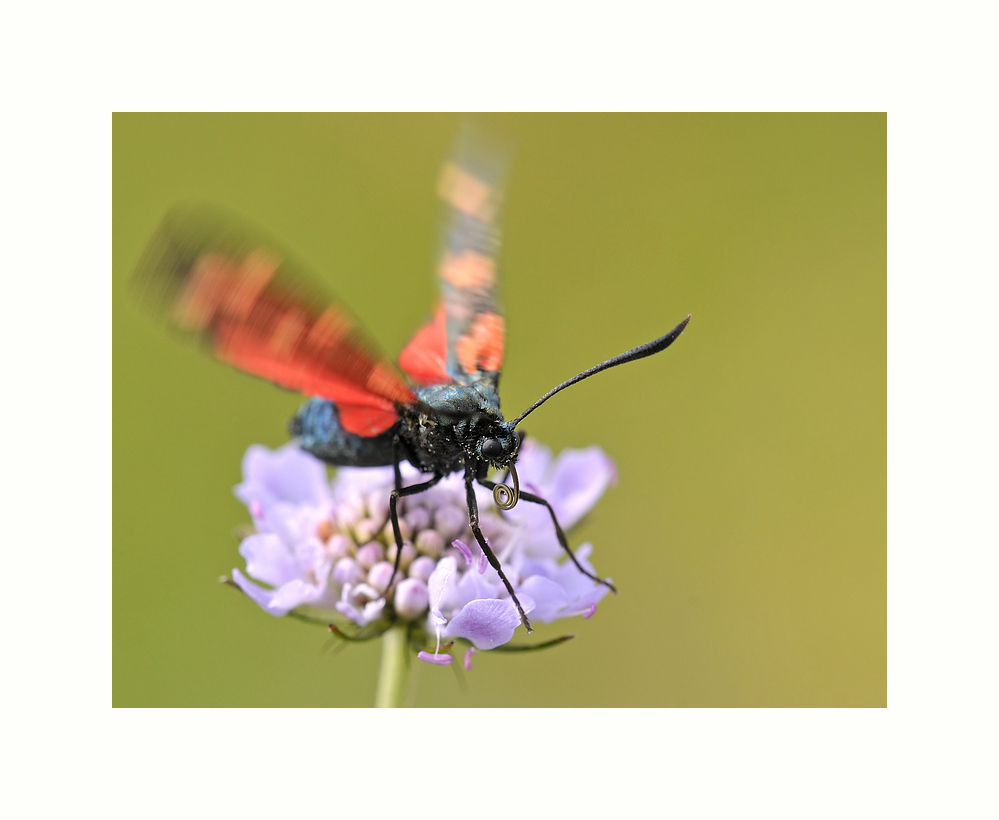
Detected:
[387,472,443,591]
[465,469,533,633]
[479,479,618,595]
[392,435,404,492]
[385,434,423,588]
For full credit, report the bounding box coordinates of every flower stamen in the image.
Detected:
[451,538,474,566]
[417,651,453,665]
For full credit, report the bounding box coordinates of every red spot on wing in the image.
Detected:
[337,404,401,437]
[437,162,498,221]
[456,311,505,375]
[399,306,451,386]
[440,250,496,289]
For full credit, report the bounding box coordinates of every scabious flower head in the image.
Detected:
[230,438,617,665]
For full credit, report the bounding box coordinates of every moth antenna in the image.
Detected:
[511,314,691,427]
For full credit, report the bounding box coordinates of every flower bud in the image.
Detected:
[365,489,390,522]
[381,518,412,544]
[316,519,335,541]
[326,533,353,561]
[367,561,396,593]
[386,541,416,571]
[408,555,437,583]
[353,517,380,544]
[335,500,363,530]
[356,541,385,570]
[404,506,431,533]
[433,504,467,541]
[394,578,430,620]
[333,557,364,587]
[415,529,444,558]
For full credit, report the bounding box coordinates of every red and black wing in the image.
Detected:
[134,206,416,437]
[399,126,508,391]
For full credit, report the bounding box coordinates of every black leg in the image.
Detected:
[392,435,404,492]
[465,468,533,633]
[479,479,618,595]
[387,470,443,590]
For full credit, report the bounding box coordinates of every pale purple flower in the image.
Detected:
[229,438,617,663]
[230,445,337,616]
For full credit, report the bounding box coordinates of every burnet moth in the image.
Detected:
[133,128,690,632]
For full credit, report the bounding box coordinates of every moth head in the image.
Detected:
[477,423,522,467]
[478,424,525,511]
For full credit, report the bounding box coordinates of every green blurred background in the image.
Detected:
[113,114,885,707]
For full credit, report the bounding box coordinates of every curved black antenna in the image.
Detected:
[511,314,691,427]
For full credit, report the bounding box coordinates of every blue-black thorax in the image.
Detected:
[291,380,520,476]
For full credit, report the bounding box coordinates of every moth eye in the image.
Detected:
[481,438,504,459]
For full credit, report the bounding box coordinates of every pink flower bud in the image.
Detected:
[404,506,431,533]
[395,578,430,620]
[415,529,444,558]
[356,541,385,570]
[433,504,467,541]
[367,561,396,593]
[408,555,437,583]
[326,533,353,561]
[333,557,364,587]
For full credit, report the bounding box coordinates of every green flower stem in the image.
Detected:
[375,625,410,708]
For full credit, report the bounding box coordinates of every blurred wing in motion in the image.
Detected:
[133,206,416,437]
[399,126,509,396]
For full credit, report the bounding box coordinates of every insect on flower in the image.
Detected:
[133,128,690,633]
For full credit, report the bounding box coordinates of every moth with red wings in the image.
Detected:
[133,130,690,632]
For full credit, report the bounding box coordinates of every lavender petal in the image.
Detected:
[443,596,535,649]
